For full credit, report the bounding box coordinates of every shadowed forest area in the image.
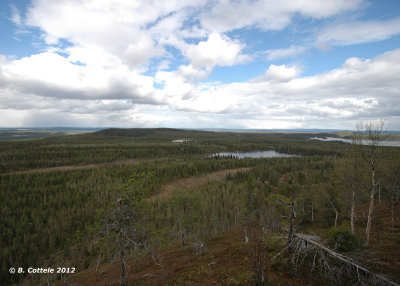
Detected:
[1,128,399,285]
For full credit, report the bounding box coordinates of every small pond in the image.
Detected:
[211,150,299,159]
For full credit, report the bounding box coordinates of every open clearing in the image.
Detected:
[150,167,252,201]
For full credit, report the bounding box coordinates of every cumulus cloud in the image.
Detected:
[122,36,165,67]
[0,52,159,106]
[186,33,250,68]
[252,64,302,82]
[2,49,400,128]
[163,49,400,126]
[24,0,185,68]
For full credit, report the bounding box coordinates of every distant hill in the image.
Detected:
[93,127,184,137]
[1,127,398,141]
[0,128,100,140]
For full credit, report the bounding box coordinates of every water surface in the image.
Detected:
[212,150,298,159]
[310,137,400,147]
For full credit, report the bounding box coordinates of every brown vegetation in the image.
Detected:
[149,167,252,201]
[57,228,323,286]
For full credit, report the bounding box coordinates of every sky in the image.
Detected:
[0,0,399,130]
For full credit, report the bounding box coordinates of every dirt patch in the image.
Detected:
[149,167,252,201]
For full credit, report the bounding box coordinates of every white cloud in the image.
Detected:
[288,0,364,18]
[178,64,212,82]
[24,0,188,68]
[317,17,400,46]
[1,52,157,102]
[122,35,165,67]
[9,4,22,26]
[186,33,250,68]
[156,60,171,71]
[252,64,302,83]
[265,45,308,61]
[154,69,193,100]
[200,0,364,33]
[166,49,400,126]
[3,52,86,88]
[65,45,120,69]
[237,118,304,130]
[2,49,400,128]
[153,33,251,90]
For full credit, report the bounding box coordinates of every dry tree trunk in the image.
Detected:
[311,201,314,223]
[96,251,102,271]
[181,230,185,246]
[365,165,376,247]
[292,233,400,286]
[334,208,339,229]
[390,173,399,245]
[288,201,296,246]
[250,229,267,285]
[351,190,356,234]
[353,120,387,248]
[117,198,126,286]
[391,196,395,246]
[378,181,382,205]
[328,199,339,229]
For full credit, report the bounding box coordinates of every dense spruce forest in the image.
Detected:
[1,128,399,285]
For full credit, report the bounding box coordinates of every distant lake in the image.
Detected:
[172,139,194,143]
[211,150,299,159]
[310,137,400,147]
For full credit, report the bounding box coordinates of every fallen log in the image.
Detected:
[294,233,399,286]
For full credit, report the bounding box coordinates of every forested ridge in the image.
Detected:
[1,128,399,285]
[0,129,343,173]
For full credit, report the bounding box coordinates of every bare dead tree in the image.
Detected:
[277,197,296,247]
[344,144,363,234]
[352,120,388,247]
[288,201,296,246]
[328,199,339,229]
[274,232,399,285]
[250,229,268,285]
[295,233,399,285]
[244,228,249,244]
[388,168,400,245]
[261,204,281,234]
[181,230,185,246]
[311,201,314,223]
[189,239,207,256]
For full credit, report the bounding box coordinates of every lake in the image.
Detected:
[309,137,400,147]
[211,150,299,159]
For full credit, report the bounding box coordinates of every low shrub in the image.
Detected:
[326,228,360,252]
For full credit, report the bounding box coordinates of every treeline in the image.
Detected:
[0,142,216,173]
[0,129,348,173]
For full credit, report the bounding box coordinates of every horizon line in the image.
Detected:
[1,127,400,133]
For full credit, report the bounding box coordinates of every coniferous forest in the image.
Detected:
[1,128,399,285]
